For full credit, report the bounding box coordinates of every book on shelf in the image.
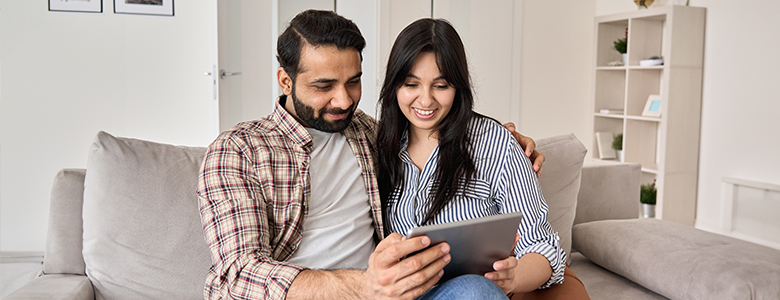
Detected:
[595,132,617,159]
[599,108,624,114]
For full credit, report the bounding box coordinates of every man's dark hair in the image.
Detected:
[277,10,366,82]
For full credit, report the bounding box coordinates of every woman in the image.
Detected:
[375,19,586,299]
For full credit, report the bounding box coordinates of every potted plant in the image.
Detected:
[613,28,628,66]
[640,179,657,218]
[612,133,623,162]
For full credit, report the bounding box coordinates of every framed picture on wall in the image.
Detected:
[642,94,662,117]
[114,0,174,16]
[49,0,103,13]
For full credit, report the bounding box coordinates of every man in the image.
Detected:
[197,10,544,300]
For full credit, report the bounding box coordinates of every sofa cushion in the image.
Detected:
[568,252,668,300]
[573,218,780,300]
[82,131,211,300]
[535,133,587,262]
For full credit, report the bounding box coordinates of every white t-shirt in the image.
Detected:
[286,128,376,269]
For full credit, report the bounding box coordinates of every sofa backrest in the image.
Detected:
[46,131,592,298]
[81,131,211,300]
[535,133,588,262]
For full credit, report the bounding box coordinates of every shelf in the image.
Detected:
[641,165,659,174]
[594,113,662,122]
[596,66,627,70]
[628,65,664,70]
[625,115,661,122]
[594,113,624,119]
[596,65,664,70]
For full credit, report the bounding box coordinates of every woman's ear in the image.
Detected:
[277,67,293,96]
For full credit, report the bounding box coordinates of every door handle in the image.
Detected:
[220,69,242,79]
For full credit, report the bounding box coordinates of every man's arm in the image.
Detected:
[198,135,306,299]
[287,234,451,300]
[503,122,545,177]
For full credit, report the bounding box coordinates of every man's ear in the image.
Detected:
[277,67,293,96]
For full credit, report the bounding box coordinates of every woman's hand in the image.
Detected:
[484,256,519,294]
[484,233,521,294]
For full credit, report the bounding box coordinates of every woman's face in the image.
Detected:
[396,52,456,137]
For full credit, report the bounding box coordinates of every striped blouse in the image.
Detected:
[387,116,566,289]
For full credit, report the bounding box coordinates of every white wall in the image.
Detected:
[0,1,218,252]
[687,0,780,232]
[595,0,780,232]
[517,1,596,146]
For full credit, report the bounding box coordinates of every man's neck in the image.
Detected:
[281,95,309,128]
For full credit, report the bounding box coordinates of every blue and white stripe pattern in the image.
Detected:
[387,117,566,288]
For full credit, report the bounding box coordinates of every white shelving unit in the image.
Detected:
[591,6,706,226]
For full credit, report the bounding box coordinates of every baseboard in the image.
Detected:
[0,252,44,264]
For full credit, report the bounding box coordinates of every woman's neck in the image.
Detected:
[407,128,439,172]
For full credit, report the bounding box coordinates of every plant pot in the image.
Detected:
[642,203,656,218]
[622,53,628,66]
[616,150,624,162]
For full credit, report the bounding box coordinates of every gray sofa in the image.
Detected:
[6,132,780,299]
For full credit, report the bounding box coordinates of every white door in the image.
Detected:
[215,0,275,131]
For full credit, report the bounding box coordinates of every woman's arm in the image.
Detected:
[487,128,565,293]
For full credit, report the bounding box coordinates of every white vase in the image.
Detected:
[642,203,656,218]
[616,150,624,162]
[622,53,628,66]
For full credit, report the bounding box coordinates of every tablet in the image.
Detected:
[405,211,523,282]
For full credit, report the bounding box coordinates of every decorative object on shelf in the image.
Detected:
[642,94,663,117]
[606,60,624,67]
[640,180,657,218]
[115,0,174,16]
[596,132,617,159]
[613,28,628,66]
[640,56,664,66]
[612,133,624,162]
[49,0,102,13]
[675,0,689,5]
[634,0,655,9]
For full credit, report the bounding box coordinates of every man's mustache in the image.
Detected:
[321,106,354,115]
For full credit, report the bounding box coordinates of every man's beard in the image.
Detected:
[291,85,355,133]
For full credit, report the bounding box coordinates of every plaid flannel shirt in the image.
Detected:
[197,97,384,299]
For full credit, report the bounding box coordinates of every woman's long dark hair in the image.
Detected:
[375,18,477,232]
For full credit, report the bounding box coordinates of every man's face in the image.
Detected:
[280,43,362,132]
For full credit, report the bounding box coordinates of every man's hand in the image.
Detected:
[363,233,451,299]
[287,233,449,299]
[503,122,545,177]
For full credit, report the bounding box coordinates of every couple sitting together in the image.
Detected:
[197,9,589,300]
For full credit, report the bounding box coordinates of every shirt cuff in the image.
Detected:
[515,233,567,289]
[262,261,307,299]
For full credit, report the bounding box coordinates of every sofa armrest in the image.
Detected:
[574,159,640,225]
[4,274,94,300]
